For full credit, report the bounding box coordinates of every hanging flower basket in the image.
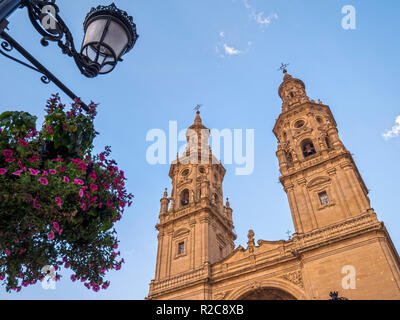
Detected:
[0,94,133,292]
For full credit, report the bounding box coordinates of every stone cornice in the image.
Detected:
[157,204,236,240]
[279,150,352,182]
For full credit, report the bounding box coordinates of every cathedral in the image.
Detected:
[146,70,400,300]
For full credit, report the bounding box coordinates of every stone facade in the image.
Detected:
[147,70,400,300]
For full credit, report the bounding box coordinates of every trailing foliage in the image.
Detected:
[0,94,133,292]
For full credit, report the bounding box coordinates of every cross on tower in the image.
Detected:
[278,62,290,73]
[193,104,202,112]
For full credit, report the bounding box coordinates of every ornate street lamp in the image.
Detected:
[0,1,139,111]
[81,3,138,75]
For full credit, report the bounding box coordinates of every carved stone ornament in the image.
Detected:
[280,270,304,289]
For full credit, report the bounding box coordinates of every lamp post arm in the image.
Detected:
[0,0,22,21]
[0,27,89,112]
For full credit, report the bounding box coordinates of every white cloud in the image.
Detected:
[383,115,400,140]
[243,0,251,9]
[219,31,225,38]
[223,44,242,56]
[241,0,278,27]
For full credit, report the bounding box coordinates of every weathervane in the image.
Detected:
[286,229,292,240]
[278,62,290,73]
[193,104,202,112]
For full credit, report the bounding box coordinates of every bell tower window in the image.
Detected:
[178,242,185,255]
[180,189,190,207]
[319,191,329,205]
[302,139,317,158]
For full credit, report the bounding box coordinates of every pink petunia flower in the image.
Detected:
[0,168,7,175]
[39,177,48,185]
[4,248,11,256]
[49,169,57,175]
[48,231,55,240]
[45,126,53,134]
[29,168,40,176]
[52,158,64,162]
[55,197,62,209]
[29,155,40,163]
[19,139,28,147]
[79,188,85,198]
[59,229,63,236]
[104,183,110,190]
[5,158,15,163]
[3,150,13,157]
[74,179,84,185]
[90,184,98,191]
[12,170,24,176]
[33,198,41,209]
[63,176,69,183]
[42,171,48,176]
[89,196,97,206]
[89,171,97,181]
[82,202,86,211]
[53,222,60,230]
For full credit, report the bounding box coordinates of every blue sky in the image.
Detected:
[1,0,400,299]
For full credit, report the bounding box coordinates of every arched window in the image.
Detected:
[302,139,317,158]
[180,189,190,207]
[325,137,331,149]
[213,193,219,205]
[286,151,293,166]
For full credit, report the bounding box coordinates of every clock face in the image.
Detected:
[181,169,189,177]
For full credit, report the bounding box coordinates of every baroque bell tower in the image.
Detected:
[273,69,374,234]
[148,111,236,300]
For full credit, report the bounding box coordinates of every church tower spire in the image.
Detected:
[149,111,236,298]
[273,70,375,234]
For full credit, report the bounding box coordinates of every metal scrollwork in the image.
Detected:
[24,0,100,78]
[1,38,13,51]
[0,36,51,85]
